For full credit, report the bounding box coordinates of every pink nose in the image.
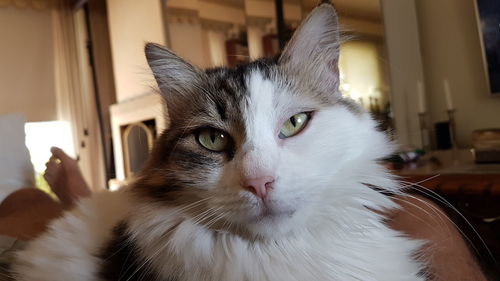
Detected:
[243,176,275,199]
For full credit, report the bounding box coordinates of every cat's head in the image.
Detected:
[139,4,393,239]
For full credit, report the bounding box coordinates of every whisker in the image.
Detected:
[389,194,483,263]
[104,197,214,263]
[403,181,498,266]
[390,196,447,234]
[196,207,224,226]
[122,224,179,281]
[191,207,219,225]
[347,172,497,266]
[394,193,449,230]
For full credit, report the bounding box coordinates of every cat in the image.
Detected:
[12,3,426,281]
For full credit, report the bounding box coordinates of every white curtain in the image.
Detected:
[51,0,107,190]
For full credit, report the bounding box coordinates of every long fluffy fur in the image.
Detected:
[12,4,426,281]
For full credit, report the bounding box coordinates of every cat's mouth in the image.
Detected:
[249,204,296,223]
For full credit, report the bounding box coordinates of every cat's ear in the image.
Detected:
[145,43,205,110]
[279,3,341,94]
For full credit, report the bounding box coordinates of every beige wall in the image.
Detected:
[247,25,265,59]
[107,0,165,102]
[0,7,56,122]
[199,2,245,25]
[245,0,302,22]
[416,0,500,147]
[207,29,228,67]
[167,20,210,68]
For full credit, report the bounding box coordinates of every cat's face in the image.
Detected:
[139,4,390,239]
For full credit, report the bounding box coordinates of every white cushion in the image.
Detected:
[0,113,35,201]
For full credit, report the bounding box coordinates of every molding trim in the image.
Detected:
[0,0,56,10]
[200,18,232,32]
[246,16,271,29]
[166,7,200,24]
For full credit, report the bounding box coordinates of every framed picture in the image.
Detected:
[474,0,500,96]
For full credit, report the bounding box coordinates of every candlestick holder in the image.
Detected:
[418,112,429,150]
[447,109,457,149]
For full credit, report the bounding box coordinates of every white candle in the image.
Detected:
[417,80,426,113]
[444,79,454,110]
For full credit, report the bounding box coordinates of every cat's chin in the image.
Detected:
[242,207,301,238]
[248,206,296,223]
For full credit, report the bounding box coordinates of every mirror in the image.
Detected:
[122,122,155,177]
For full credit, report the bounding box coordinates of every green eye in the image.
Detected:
[279,112,310,139]
[197,128,230,152]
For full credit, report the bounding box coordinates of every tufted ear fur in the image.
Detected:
[279,3,341,95]
[145,43,206,115]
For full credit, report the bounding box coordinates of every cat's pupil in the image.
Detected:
[210,132,216,143]
[290,116,297,127]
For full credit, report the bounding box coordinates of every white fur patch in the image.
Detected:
[240,71,279,176]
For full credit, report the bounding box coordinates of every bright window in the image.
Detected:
[24,121,75,174]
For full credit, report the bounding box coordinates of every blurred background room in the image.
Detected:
[0,0,499,276]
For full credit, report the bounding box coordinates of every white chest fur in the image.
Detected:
[129,202,425,281]
[12,189,425,281]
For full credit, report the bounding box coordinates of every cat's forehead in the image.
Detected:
[204,58,328,117]
[205,58,276,98]
[195,59,281,129]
